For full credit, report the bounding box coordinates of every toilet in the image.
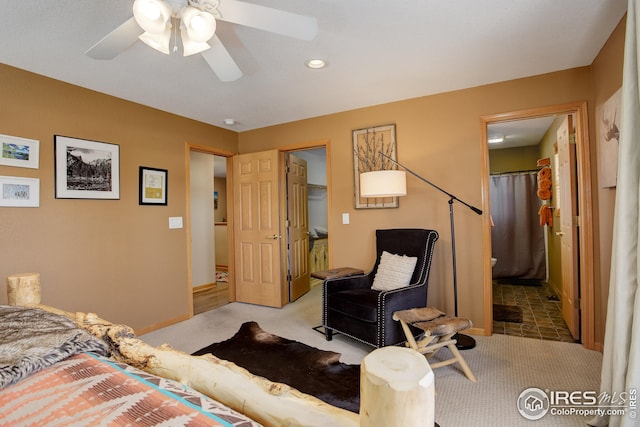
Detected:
[491,257,497,268]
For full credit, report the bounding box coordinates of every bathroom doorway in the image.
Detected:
[480,102,595,348]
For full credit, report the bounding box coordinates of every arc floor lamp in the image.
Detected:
[360,152,482,350]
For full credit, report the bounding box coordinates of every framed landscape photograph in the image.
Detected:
[0,176,40,207]
[0,134,39,169]
[139,166,168,205]
[352,123,399,209]
[55,135,120,199]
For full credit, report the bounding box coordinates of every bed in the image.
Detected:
[2,273,434,427]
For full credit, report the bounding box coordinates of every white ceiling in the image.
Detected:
[488,116,558,150]
[1,1,627,132]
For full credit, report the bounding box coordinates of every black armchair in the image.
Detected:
[322,228,439,348]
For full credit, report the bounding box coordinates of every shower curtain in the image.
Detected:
[490,171,546,281]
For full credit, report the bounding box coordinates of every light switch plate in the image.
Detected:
[342,213,350,224]
[169,216,183,229]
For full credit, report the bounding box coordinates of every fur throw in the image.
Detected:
[0,305,108,389]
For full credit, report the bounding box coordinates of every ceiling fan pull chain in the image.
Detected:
[173,19,178,53]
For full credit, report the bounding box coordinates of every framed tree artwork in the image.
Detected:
[352,123,399,208]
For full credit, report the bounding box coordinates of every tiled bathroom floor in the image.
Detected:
[492,281,578,343]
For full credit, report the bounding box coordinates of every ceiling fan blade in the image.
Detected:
[217,0,318,41]
[85,17,143,60]
[200,35,243,82]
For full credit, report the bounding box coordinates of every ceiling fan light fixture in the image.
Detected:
[133,0,171,34]
[181,29,211,56]
[139,28,171,55]
[181,6,216,43]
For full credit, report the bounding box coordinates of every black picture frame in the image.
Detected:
[139,166,168,205]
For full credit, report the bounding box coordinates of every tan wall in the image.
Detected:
[0,64,237,332]
[488,145,540,173]
[591,16,626,349]
[238,67,595,333]
[0,13,625,339]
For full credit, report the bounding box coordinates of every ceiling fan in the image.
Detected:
[85,0,318,82]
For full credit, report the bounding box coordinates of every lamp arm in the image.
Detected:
[379,152,483,215]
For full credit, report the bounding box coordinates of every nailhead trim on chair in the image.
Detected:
[377,230,438,347]
[323,229,439,349]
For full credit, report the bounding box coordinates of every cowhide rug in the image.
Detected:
[192,321,360,413]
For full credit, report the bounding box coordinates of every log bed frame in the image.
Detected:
[6,273,435,427]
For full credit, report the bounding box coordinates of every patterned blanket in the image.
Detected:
[0,305,108,389]
[0,352,261,426]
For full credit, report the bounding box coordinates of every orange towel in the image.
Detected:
[538,178,552,190]
[538,167,551,180]
[537,158,551,167]
[538,205,553,226]
[537,188,552,200]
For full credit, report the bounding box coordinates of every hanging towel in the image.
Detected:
[538,167,551,180]
[537,157,551,167]
[538,178,552,190]
[538,204,553,226]
[537,188,552,200]
[537,166,552,201]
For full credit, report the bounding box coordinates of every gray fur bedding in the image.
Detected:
[0,305,108,389]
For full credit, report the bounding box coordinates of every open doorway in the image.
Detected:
[487,115,576,342]
[188,147,233,315]
[284,146,329,301]
[480,102,596,349]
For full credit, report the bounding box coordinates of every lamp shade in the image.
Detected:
[139,28,171,54]
[181,6,216,42]
[360,170,407,198]
[181,28,211,56]
[133,0,172,34]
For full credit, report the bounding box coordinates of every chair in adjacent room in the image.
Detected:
[322,228,439,348]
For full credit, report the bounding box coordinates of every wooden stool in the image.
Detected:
[393,307,477,382]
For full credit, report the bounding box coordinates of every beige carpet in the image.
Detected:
[142,285,602,426]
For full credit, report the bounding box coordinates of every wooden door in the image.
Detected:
[233,150,283,307]
[557,115,580,339]
[287,153,310,301]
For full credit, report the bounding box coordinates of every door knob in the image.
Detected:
[267,234,282,240]
[555,232,564,237]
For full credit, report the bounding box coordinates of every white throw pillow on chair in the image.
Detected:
[371,251,418,291]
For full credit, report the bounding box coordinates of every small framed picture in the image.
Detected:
[55,135,120,200]
[0,176,40,207]
[139,166,168,205]
[0,134,40,169]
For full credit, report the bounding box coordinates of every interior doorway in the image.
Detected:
[487,114,577,342]
[284,146,329,301]
[480,102,596,349]
[187,145,234,315]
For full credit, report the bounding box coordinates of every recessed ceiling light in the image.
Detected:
[223,118,235,125]
[305,59,326,69]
